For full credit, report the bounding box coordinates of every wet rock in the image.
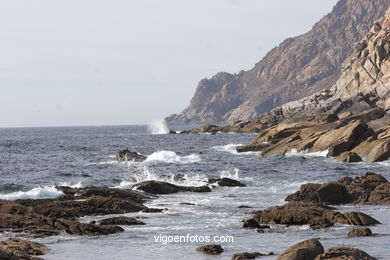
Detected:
[116,149,146,162]
[0,238,48,259]
[242,219,270,229]
[248,202,379,230]
[348,228,372,237]
[208,178,246,187]
[99,217,145,226]
[314,247,378,260]
[369,183,390,204]
[232,252,273,260]
[277,238,324,260]
[142,208,165,213]
[237,205,252,208]
[133,181,211,194]
[196,244,224,255]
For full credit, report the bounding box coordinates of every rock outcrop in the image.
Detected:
[232,252,273,260]
[348,227,373,237]
[244,201,380,230]
[167,0,390,125]
[0,238,48,260]
[208,178,246,187]
[286,173,390,205]
[0,186,154,237]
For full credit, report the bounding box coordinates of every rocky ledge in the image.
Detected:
[0,238,48,260]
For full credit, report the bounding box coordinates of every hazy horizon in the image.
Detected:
[0,0,338,128]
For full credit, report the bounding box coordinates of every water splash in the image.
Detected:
[285,148,328,158]
[0,186,64,200]
[148,119,170,134]
[146,150,201,164]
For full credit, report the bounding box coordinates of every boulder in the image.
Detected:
[369,183,390,204]
[347,228,372,237]
[99,217,145,226]
[314,247,378,260]
[277,238,324,260]
[133,181,211,194]
[196,244,224,255]
[208,178,246,187]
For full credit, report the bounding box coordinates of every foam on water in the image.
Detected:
[146,150,201,164]
[212,143,263,155]
[285,148,329,158]
[148,119,169,135]
[0,186,64,200]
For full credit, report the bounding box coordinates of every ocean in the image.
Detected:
[0,125,389,259]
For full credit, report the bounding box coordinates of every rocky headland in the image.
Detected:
[183,7,390,164]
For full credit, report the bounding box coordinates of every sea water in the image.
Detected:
[0,125,389,259]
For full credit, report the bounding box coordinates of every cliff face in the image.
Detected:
[166,0,390,125]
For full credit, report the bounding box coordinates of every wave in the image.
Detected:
[148,119,169,134]
[212,143,262,155]
[285,149,328,158]
[219,168,253,183]
[0,186,64,200]
[115,166,208,189]
[146,150,201,164]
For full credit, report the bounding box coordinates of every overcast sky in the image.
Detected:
[0,0,338,127]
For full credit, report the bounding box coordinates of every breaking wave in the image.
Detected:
[285,149,329,158]
[146,150,201,164]
[212,143,262,155]
[148,119,169,135]
[0,186,64,200]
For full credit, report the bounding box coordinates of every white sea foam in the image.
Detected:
[115,166,208,189]
[212,143,262,155]
[0,186,64,200]
[219,168,253,183]
[148,119,169,135]
[285,148,328,158]
[146,150,201,164]
[212,144,243,154]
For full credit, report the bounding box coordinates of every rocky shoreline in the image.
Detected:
[0,172,388,259]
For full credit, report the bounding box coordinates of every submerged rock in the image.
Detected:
[133,181,211,194]
[196,244,224,255]
[232,252,273,260]
[277,238,324,260]
[116,149,146,162]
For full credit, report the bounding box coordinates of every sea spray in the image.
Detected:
[148,119,170,134]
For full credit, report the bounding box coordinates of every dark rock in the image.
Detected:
[133,181,211,194]
[232,252,273,260]
[142,208,165,213]
[99,217,145,226]
[348,228,372,237]
[0,238,48,258]
[237,205,252,208]
[196,244,224,255]
[314,247,378,260]
[248,202,379,230]
[369,183,390,204]
[316,183,348,204]
[208,178,246,187]
[277,238,324,260]
[116,149,146,162]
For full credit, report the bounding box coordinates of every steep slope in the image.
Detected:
[234,9,390,163]
[166,0,390,125]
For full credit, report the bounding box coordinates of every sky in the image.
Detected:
[0,0,338,127]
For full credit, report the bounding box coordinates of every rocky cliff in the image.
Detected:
[166,0,390,125]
